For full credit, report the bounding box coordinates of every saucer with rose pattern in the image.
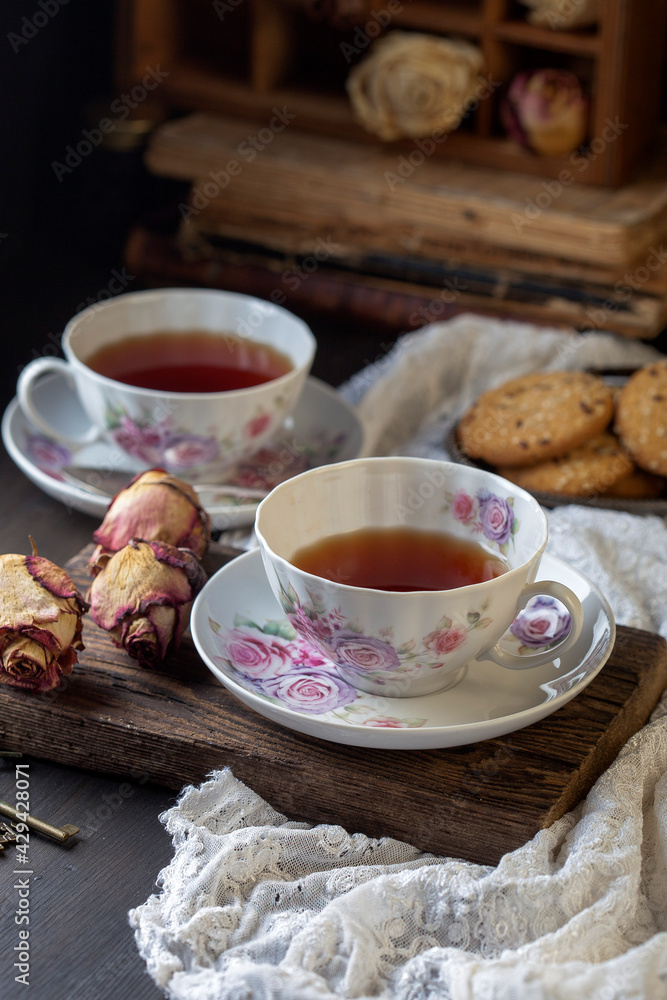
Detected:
[2,372,364,529]
[190,548,615,750]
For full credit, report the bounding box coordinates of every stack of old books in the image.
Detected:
[128,112,667,339]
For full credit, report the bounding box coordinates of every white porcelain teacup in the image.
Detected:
[17,288,316,482]
[255,457,584,698]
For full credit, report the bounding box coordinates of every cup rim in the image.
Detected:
[61,287,316,400]
[255,456,549,597]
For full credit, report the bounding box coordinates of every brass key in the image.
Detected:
[0,821,18,849]
[0,800,79,843]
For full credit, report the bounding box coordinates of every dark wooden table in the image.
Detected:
[0,446,175,1000]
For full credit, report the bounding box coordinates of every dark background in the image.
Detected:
[0,0,392,415]
[1,1,667,412]
[1,0,120,407]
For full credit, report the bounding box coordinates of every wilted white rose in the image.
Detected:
[346,31,485,141]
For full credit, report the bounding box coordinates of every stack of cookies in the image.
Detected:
[456,363,667,500]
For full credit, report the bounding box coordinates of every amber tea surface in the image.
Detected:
[291,526,509,592]
[85,330,292,392]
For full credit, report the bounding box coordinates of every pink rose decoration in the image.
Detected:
[292,637,337,670]
[287,608,333,646]
[217,625,293,680]
[162,434,220,471]
[423,625,468,657]
[244,412,273,439]
[452,490,476,524]
[362,716,404,728]
[262,670,356,713]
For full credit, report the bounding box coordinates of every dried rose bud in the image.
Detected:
[88,539,207,667]
[502,68,587,157]
[0,552,89,692]
[89,468,210,575]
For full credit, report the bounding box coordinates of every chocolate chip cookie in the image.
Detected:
[457,371,614,467]
[496,432,634,497]
[614,360,667,477]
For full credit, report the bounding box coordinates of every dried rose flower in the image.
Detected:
[518,0,599,30]
[0,551,89,692]
[88,539,207,667]
[89,468,210,575]
[347,31,485,141]
[502,68,587,157]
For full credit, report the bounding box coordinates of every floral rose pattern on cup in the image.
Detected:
[272,577,495,688]
[328,631,401,673]
[244,411,273,440]
[445,487,518,553]
[108,413,222,470]
[102,396,289,472]
[23,417,353,498]
[510,596,572,651]
[208,614,427,727]
[162,434,221,472]
[423,625,468,657]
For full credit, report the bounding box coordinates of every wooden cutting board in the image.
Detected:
[0,544,665,866]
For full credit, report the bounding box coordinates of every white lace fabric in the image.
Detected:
[130,316,667,999]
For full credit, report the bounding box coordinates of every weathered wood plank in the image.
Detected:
[0,545,665,865]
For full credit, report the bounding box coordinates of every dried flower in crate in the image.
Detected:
[89,468,210,575]
[88,539,207,668]
[0,546,88,692]
[501,68,587,157]
[346,31,485,141]
[518,0,599,30]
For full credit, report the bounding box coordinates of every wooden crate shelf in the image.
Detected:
[492,20,601,55]
[391,2,483,37]
[117,0,666,186]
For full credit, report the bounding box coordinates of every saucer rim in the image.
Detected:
[1,374,364,522]
[190,548,616,749]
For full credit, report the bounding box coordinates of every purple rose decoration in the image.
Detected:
[26,434,71,472]
[510,596,571,648]
[262,669,357,713]
[477,490,514,546]
[329,629,400,674]
[112,417,169,465]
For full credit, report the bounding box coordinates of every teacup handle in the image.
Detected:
[17,357,101,447]
[484,581,584,670]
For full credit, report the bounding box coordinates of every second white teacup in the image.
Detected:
[17,288,316,482]
[255,457,584,698]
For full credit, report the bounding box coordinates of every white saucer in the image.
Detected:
[1,374,364,528]
[191,548,616,749]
